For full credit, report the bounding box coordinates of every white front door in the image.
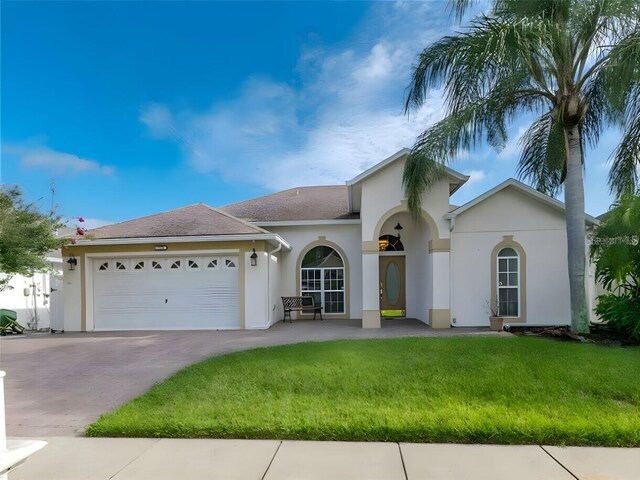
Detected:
[92,256,240,330]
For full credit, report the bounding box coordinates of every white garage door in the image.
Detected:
[93,256,240,330]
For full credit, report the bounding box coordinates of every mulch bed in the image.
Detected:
[509,324,639,347]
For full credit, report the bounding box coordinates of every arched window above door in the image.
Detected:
[378,234,404,252]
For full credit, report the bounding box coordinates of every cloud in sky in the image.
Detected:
[4,144,115,176]
[139,2,449,190]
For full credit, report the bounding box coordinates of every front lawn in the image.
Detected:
[87,337,640,446]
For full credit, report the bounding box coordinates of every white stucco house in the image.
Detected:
[62,149,600,331]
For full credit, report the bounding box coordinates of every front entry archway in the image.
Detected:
[379,255,406,317]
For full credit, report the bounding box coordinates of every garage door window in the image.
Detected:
[225,259,236,269]
[134,261,145,271]
[188,259,200,270]
[152,261,163,270]
[170,260,182,269]
[116,261,126,270]
[207,259,218,269]
[98,262,109,271]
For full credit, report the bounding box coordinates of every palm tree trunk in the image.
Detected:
[564,125,589,334]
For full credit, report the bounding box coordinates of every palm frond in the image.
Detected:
[516,113,566,196]
[609,83,640,196]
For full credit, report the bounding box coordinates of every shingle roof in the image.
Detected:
[88,203,267,239]
[220,186,358,222]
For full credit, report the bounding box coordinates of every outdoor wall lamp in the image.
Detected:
[250,248,258,267]
[67,255,78,271]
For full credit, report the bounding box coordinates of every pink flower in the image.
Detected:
[70,238,77,245]
[78,217,85,223]
[76,227,86,236]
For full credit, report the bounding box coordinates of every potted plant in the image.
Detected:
[486,300,504,331]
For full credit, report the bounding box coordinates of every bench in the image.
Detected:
[281,296,323,323]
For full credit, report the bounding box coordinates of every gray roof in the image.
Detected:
[88,203,267,239]
[221,186,358,222]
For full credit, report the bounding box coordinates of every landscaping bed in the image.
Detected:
[87,336,640,446]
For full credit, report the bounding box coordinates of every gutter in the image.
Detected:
[74,233,292,250]
[266,243,283,328]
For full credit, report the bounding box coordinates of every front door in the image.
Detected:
[379,256,406,317]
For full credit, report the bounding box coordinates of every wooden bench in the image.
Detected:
[281,296,323,323]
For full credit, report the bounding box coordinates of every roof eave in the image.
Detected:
[72,233,292,250]
[445,179,600,226]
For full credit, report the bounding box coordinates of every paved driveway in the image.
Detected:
[0,319,499,436]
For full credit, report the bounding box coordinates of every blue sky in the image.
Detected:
[1,1,619,228]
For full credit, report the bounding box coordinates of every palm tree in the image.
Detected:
[404,0,639,333]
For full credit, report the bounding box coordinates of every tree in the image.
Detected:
[589,194,640,340]
[0,186,64,291]
[403,0,640,333]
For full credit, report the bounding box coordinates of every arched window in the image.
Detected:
[378,234,404,252]
[497,247,519,316]
[301,246,345,314]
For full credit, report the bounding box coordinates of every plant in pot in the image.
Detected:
[486,300,503,331]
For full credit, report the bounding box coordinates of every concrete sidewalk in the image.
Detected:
[6,437,639,480]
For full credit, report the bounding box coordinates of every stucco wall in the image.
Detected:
[268,224,363,319]
[0,269,62,330]
[359,158,451,242]
[451,187,571,326]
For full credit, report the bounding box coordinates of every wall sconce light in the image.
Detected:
[67,255,78,271]
[250,248,258,267]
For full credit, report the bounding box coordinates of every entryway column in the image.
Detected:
[429,240,451,328]
[361,242,380,328]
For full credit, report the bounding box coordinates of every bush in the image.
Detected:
[594,293,640,341]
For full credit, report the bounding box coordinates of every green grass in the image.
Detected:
[86,337,640,446]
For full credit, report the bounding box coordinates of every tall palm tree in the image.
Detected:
[404,0,639,333]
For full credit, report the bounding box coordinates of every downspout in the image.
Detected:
[448,215,455,327]
[266,243,283,328]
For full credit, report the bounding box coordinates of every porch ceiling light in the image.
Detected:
[250,248,258,267]
[394,216,403,239]
[67,255,78,271]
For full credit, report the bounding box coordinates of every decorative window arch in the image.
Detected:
[491,237,527,322]
[378,234,404,252]
[300,245,345,314]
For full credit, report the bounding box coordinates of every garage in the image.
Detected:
[93,255,240,330]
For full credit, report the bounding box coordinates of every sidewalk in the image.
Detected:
[6,437,639,480]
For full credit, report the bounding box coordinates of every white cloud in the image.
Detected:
[139,2,448,190]
[464,170,488,185]
[3,144,115,176]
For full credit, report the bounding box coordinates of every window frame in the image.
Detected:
[496,248,520,318]
[300,246,346,315]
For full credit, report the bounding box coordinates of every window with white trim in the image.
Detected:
[98,261,109,271]
[301,246,345,314]
[497,247,519,316]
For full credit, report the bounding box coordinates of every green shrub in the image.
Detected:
[594,293,640,341]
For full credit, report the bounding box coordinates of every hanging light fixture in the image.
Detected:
[250,248,258,267]
[394,214,403,239]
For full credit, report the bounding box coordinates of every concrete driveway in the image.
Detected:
[0,319,499,436]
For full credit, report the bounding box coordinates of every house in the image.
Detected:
[62,149,600,331]
[0,255,64,332]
